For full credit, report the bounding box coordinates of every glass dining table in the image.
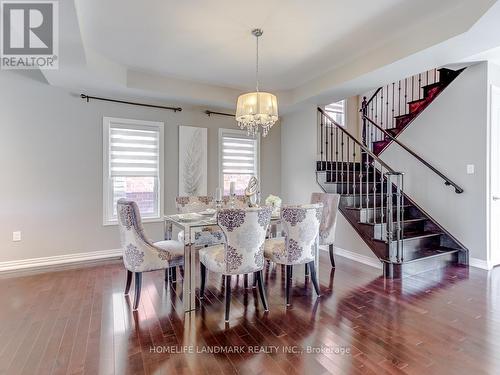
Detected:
[164,211,320,314]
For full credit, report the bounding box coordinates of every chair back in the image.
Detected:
[222,195,247,208]
[217,207,272,275]
[281,203,323,265]
[176,196,214,213]
[117,199,156,271]
[310,193,340,245]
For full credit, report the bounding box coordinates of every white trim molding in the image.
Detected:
[0,249,122,274]
[469,257,494,271]
[320,245,382,269]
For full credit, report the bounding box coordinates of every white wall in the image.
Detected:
[380,62,489,261]
[0,71,281,262]
[280,103,375,259]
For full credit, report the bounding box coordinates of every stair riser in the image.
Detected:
[422,85,441,100]
[342,194,396,208]
[316,161,363,172]
[372,220,426,240]
[328,182,387,195]
[383,251,459,278]
[324,171,375,183]
[357,207,414,223]
[389,235,441,260]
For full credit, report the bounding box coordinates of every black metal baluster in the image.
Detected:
[347,139,350,195]
[418,73,422,100]
[341,133,344,194]
[358,144,363,208]
[385,85,389,130]
[335,126,339,184]
[412,75,415,102]
[365,149,369,213]
[320,112,323,167]
[375,93,378,141]
[398,80,401,118]
[392,82,395,129]
[325,121,329,173]
[380,87,384,134]
[353,142,357,204]
[404,78,408,115]
[372,159,377,225]
[380,167,385,240]
[330,122,333,178]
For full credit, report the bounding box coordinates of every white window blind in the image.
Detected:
[103,117,164,225]
[109,125,160,177]
[219,129,259,195]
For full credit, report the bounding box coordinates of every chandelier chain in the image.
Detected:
[255,34,259,92]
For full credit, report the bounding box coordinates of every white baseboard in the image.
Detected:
[469,257,493,270]
[0,249,122,273]
[320,245,382,269]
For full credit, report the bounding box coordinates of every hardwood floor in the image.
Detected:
[1,253,499,375]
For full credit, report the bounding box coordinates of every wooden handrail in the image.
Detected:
[365,87,382,107]
[363,115,464,194]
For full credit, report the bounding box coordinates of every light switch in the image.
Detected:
[12,231,21,242]
[467,164,475,174]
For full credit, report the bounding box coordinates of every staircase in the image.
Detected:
[362,67,464,155]
[316,68,469,277]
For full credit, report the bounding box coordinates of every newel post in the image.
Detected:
[361,96,368,146]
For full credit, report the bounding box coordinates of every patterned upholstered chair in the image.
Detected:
[311,193,340,267]
[117,199,184,310]
[264,204,323,305]
[222,195,248,208]
[175,195,214,213]
[199,207,272,322]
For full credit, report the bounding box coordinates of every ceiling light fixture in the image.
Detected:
[235,29,278,137]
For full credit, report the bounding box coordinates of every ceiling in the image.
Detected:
[39,0,500,111]
[75,0,465,91]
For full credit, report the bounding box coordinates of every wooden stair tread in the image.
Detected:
[372,230,443,243]
[357,218,427,226]
[345,204,412,212]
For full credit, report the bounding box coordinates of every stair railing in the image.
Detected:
[318,107,405,262]
[362,68,440,143]
[363,116,464,194]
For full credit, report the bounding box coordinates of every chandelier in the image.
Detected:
[236,29,278,137]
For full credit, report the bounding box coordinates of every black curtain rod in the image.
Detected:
[80,94,182,112]
[205,110,235,117]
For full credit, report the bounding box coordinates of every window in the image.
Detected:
[325,100,345,126]
[103,117,164,225]
[218,128,260,195]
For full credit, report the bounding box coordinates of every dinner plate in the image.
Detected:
[199,209,216,216]
[177,213,202,222]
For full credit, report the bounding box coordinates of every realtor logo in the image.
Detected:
[1,1,58,69]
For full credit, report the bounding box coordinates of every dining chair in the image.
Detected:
[264,203,323,306]
[222,195,248,208]
[175,195,214,213]
[117,199,184,311]
[310,193,340,267]
[199,206,272,322]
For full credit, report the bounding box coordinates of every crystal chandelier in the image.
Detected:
[236,29,278,137]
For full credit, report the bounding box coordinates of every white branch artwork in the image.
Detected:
[179,126,207,196]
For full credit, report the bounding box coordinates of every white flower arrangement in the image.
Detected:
[265,194,282,216]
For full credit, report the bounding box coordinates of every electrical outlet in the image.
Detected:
[467,164,475,174]
[12,231,21,242]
